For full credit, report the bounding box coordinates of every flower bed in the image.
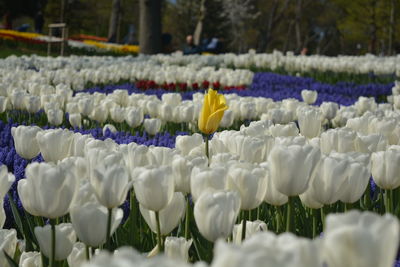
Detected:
[0,55,399,267]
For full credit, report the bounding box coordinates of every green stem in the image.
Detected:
[155,211,164,252]
[312,209,317,238]
[275,206,281,233]
[320,206,326,231]
[185,196,190,239]
[345,202,354,212]
[286,197,294,233]
[85,245,90,261]
[385,189,393,214]
[105,208,113,250]
[205,134,210,164]
[241,216,247,242]
[49,219,56,267]
[130,189,137,245]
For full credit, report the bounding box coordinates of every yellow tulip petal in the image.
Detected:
[198,93,211,132]
[218,94,226,105]
[208,89,218,111]
[205,108,227,134]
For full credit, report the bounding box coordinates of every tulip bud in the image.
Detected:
[268,144,321,196]
[47,109,63,126]
[297,106,322,139]
[0,96,9,113]
[11,125,42,160]
[172,155,207,194]
[0,165,16,197]
[125,107,143,128]
[301,89,318,104]
[24,95,41,114]
[134,165,174,211]
[67,242,86,267]
[0,229,17,267]
[320,102,339,120]
[338,160,370,203]
[91,162,131,209]
[259,163,288,206]
[198,89,228,134]
[69,113,82,128]
[165,237,192,262]
[190,166,227,202]
[139,192,185,235]
[226,163,267,210]
[19,251,43,267]
[194,190,241,242]
[102,124,117,135]
[110,106,126,123]
[36,129,74,162]
[70,202,123,247]
[323,211,399,267]
[175,133,203,156]
[268,123,299,137]
[232,220,267,244]
[300,154,349,205]
[143,118,162,136]
[89,105,108,124]
[35,223,76,261]
[18,162,77,218]
[371,148,400,189]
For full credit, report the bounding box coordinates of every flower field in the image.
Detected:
[0,53,400,267]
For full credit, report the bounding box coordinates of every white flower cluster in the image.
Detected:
[138,50,400,76]
[0,55,254,90]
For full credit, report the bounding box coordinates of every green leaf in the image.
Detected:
[7,193,24,237]
[3,250,18,267]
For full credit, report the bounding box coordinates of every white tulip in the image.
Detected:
[232,220,267,244]
[144,118,162,136]
[35,223,76,261]
[323,211,399,267]
[194,190,241,242]
[0,229,17,267]
[134,165,174,211]
[11,125,42,160]
[165,237,192,263]
[139,192,185,235]
[36,129,74,162]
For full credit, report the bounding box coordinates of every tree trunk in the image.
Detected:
[108,0,121,43]
[193,0,206,46]
[60,0,66,23]
[283,20,294,52]
[388,0,395,55]
[295,0,302,53]
[368,0,377,54]
[139,0,162,54]
[258,0,290,52]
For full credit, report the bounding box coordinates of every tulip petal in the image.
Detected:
[205,107,228,134]
[198,93,211,132]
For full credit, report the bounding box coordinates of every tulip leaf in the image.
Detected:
[7,193,24,236]
[3,250,18,267]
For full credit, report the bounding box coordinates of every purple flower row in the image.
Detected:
[0,119,187,228]
[78,72,394,106]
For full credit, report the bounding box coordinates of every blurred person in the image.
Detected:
[162,33,173,53]
[34,11,44,33]
[2,12,12,29]
[183,35,201,55]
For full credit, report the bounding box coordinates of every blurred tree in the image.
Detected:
[108,0,122,42]
[217,0,259,53]
[332,0,400,55]
[139,0,162,54]
[0,0,46,28]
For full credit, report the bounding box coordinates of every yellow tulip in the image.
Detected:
[198,89,228,134]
